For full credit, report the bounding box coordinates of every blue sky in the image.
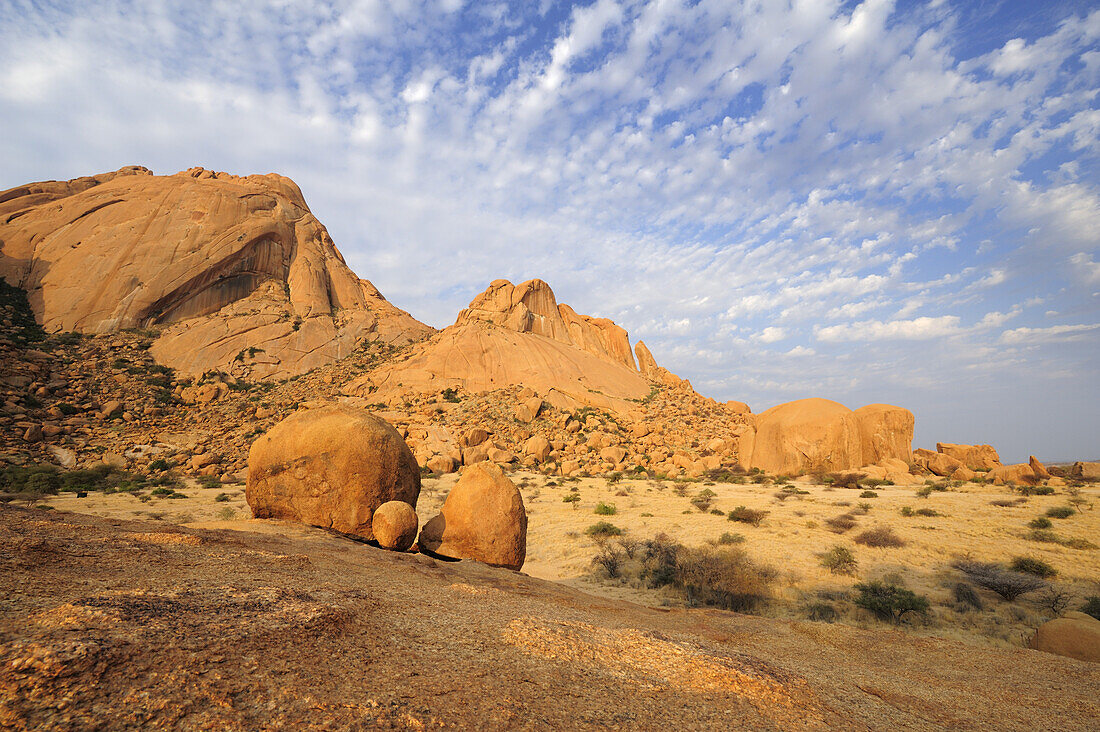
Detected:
[1,0,1097,462]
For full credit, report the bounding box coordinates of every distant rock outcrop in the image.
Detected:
[748,398,914,474]
[0,166,432,379]
[246,405,421,540]
[346,279,688,412]
[935,443,1001,471]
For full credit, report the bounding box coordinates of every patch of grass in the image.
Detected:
[716,532,745,545]
[1028,516,1053,529]
[854,581,929,623]
[594,502,617,516]
[562,493,580,509]
[818,545,858,575]
[1015,485,1055,496]
[1082,596,1100,620]
[854,525,905,548]
[197,475,222,489]
[214,493,232,503]
[953,582,983,610]
[727,506,768,526]
[825,513,858,533]
[806,602,838,622]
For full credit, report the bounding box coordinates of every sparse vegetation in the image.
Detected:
[727,506,767,526]
[1082,597,1100,620]
[585,521,623,538]
[691,488,716,512]
[854,525,905,548]
[594,502,617,516]
[1045,505,1075,519]
[818,545,858,575]
[825,513,858,533]
[952,559,1048,601]
[1009,556,1057,578]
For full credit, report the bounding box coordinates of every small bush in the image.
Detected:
[1010,556,1057,578]
[859,490,879,499]
[716,532,745,545]
[1016,485,1055,496]
[952,559,1047,601]
[592,544,625,577]
[216,506,237,521]
[1028,516,1053,529]
[991,498,1027,507]
[828,472,865,489]
[854,526,905,548]
[825,513,858,533]
[691,488,716,512]
[1081,596,1100,620]
[214,493,231,503]
[674,545,778,612]
[594,502,617,516]
[148,459,171,472]
[198,475,221,489]
[916,486,932,499]
[728,506,767,526]
[854,581,930,623]
[585,521,623,538]
[913,508,941,517]
[899,506,914,517]
[563,494,580,509]
[818,545,858,575]
[1045,505,1075,519]
[953,582,983,610]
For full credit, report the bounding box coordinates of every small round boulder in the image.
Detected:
[372,501,419,552]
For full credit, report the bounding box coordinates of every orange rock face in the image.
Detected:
[748,398,913,474]
[935,443,1001,471]
[0,166,432,379]
[1029,613,1100,663]
[347,279,688,412]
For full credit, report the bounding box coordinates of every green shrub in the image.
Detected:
[563,493,580,509]
[916,486,932,499]
[1028,516,1052,529]
[953,582,983,610]
[148,459,171,472]
[1082,596,1100,621]
[594,502,617,515]
[716,532,745,545]
[1045,505,1075,519]
[859,490,879,498]
[691,488,716,512]
[214,493,231,503]
[1010,556,1057,578]
[197,475,221,489]
[854,581,930,623]
[854,525,905,548]
[1016,485,1055,496]
[899,506,914,517]
[828,472,865,489]
[806,602,838,622]
[913,507,942,517]
[585,521,623,538]
[818,545,858,575]
[728,506,768,526]
[825,513,858,533]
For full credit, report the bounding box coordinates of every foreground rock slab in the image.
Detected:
[1,506,1098,730]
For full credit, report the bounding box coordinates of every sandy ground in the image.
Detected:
[37,470,1100,648]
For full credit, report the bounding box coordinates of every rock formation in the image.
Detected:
[935,443,1002,471]
[246,405,420,540]
[346,279,688,412]
[746,398,913,474]
[372,500,419,551]
[1029,611,1100,663]
[0,166,432,379]
[419,461,527,570]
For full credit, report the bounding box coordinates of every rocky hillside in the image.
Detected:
[1,504,1096,730]
[0,166,432,380]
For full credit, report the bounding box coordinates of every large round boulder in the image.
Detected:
[935,442,1001,471]
[749,398,861,475]
[418,461,527,570]
[246,405,420,540]
[1029,612,1100,663]
[372,501,419,551]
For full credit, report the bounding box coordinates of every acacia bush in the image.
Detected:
[825,513,858,533]
[1045,505,1075,519]
[585,521,623,538]
[674,545,778,612]
[952,559,1048,601]
[594,502,617,515]
[818,545,858,575]
[854,581,929,623]
[953,582,983,610]
[1010,556,1057,578]
[828,472,866,489]
[727,506,768,526]
[854,526,905,548]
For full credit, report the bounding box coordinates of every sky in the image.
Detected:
[1,0,1098,462]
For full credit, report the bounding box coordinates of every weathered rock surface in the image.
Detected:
[988,462,1043,486]
[913,448,965,477]
[346,280,673,412]
[748,399,861,474]
[0,166,432,379]
[372,500,419,551]
[1071,461,1100,480]
[419,461,527,570]
[1029,612,1100,663]
[246,405,420,540]
[935,443,1001,471]
[853,404,915,465]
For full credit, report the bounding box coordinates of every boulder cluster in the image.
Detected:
[246,405,528,570]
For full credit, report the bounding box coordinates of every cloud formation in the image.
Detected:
[0,0,1097,460]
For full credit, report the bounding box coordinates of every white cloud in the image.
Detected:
[1000,323,1100,344]
[754,326,787,343]
[815,316,962,342]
